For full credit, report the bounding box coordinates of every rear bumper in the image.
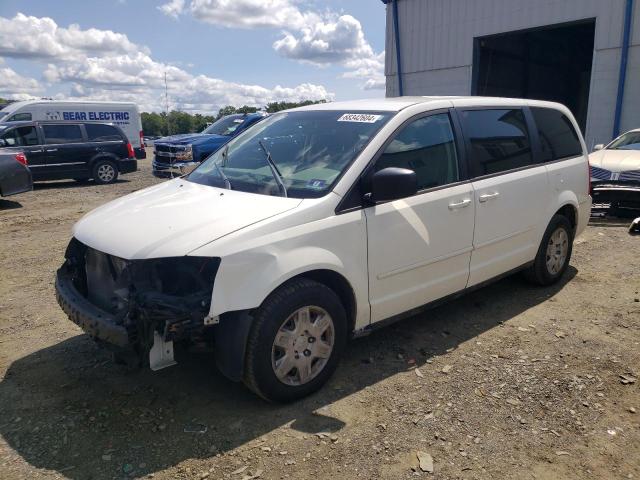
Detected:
[0,166,32,197]
[55,266,131,347]
[118,159,138,174]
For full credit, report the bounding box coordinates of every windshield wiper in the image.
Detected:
[258,140,287,197]
[212,161,232,190]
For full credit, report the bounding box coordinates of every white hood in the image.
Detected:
[73,179,302,259]
[589,149,640,173]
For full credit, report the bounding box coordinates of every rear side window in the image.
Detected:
[7,113,32,122]
[461,109,534,176]
[85,124,123,142]
[1,126,39,146]
[376,113,459,190]
[531,108,583,161]
[42,124,83,144]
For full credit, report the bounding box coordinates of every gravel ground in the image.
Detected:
[0,155,639,480]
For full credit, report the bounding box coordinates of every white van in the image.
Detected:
[0,100,145,159]
[55,96,592,402]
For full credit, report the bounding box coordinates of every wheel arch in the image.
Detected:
[213,267,358,384]
[276,269,357,334]
[89,152,119,169]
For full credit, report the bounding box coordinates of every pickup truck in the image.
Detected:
[152,113,266,178]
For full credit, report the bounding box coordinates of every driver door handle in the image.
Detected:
[45,148,58,152]
[478,192,500,203]
[448,198,471,210]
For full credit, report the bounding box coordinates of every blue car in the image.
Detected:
[152,112,266,178]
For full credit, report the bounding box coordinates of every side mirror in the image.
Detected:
[593,144,604,151]
[368,167,417,203]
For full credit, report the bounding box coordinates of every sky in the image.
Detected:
[0,0,388,114]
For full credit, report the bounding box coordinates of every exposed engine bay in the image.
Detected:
[60,238,220,368]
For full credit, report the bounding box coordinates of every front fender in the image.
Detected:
[210,246,349,316]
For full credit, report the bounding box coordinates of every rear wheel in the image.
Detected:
[92,160,118,184]
[524,214,573,285]
[243,278,347,402]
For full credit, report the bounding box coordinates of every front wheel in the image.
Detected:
[243,278,347,402]
[92,160,118,185]
[524,214,574,286]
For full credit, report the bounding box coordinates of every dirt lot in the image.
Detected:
[0,156,639,480]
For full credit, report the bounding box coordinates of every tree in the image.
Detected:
[265,99,326,113]
[141,112,165,136]
[140,99,329,136]
[167,110,194,134]
[216,105,237,120]
[237,105,258,115]
[192,113,215,133]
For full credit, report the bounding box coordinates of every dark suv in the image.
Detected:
[0,121,137,184]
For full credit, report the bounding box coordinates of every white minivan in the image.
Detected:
[0,100,146,159]
[56,97,591,402]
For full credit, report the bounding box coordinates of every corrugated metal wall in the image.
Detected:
[385,0,640,147]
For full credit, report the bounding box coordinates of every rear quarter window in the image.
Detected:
[85,124,123,142]
[530,108,583,161]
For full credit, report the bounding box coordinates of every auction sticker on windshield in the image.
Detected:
[337,113,382,123]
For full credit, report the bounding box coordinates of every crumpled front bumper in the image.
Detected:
[55,266,131,347]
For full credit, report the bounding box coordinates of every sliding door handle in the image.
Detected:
[448,198,471,210]
[478,192,500,203]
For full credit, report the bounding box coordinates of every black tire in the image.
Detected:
[92,159,118,185]
[524,214,574,286]
[243,278,347,402]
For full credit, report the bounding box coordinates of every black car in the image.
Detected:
[0,147,32,197]
[0,121,137,184]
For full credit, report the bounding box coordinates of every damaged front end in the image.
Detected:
[55,238,220,370]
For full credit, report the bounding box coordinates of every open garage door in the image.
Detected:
[472,20,595,133]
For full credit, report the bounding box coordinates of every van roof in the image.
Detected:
[289,96,569,113]
[0,99,138,112]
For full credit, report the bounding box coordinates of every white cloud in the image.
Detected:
[188,0,312,29]
[273,15,374,65]
[0,66,42,98]
[0,13,333,112]
[158,0,185,19]
[158,1,385,90]
[273,15,385,90]
[0,13,145,61]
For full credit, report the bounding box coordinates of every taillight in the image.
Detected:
[15,152,27,166]
[126,142,135,159]
[139,130,144,147]
[588,162,592,196]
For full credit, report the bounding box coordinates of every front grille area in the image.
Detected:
[620,170,640,182]
[590,165,611,181]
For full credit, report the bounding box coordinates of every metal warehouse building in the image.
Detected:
[383,0,639,148]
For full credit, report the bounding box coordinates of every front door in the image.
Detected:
[0,125,46,168]
[365,112,475,323]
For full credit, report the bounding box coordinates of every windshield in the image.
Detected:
[608,131,640,151]
[202,115,246,136]
[188,110,392,198]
